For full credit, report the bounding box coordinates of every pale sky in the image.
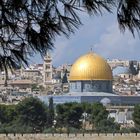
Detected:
[31,12,140,66]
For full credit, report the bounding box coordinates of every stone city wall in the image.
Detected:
[0,133,140,140]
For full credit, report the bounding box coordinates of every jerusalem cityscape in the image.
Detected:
[0,0,140,140]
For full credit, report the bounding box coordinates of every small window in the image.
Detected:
[75,82,77,89]
[46,72,50,77]
[46,65,50,69]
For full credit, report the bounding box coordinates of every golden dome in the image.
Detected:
[69,52,113,81]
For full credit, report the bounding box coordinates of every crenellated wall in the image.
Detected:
[0,133,140,140]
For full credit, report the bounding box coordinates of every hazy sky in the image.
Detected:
[31,12,140,66]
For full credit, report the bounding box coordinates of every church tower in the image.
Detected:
[43,52,53,88]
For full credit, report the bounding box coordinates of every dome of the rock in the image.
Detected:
[69,52,113,81]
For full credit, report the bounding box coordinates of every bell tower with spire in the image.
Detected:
[43,51,53,88]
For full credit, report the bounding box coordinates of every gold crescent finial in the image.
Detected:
[90,45,94,53]
[90,47,92,52]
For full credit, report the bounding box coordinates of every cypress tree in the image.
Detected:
[48,97,55,127]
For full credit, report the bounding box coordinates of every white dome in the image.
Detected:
[100,98,111,106]
[113,66,130,76]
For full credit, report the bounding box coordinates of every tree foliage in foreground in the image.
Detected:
[133,104,140,129]
[16,97,48,131]
[91,103,108,127]
[89,103,120,132]
[1,0,140,74]
[56,102,83,129]
[96,117,120,132]
[0,104,17,124]
[0,99,140,133]
[48,97,55,127]
[0,97,49,133]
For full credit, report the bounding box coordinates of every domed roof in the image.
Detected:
[113,66,131,76]
[100,98,111,106]
[69,52,113,81]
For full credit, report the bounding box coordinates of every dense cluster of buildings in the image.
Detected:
[0,52,139,96]
[0,50,140,127]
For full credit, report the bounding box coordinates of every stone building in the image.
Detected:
[43,52,53,91]
[20,69,42,83]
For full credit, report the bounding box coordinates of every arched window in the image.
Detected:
[75,82,77,89]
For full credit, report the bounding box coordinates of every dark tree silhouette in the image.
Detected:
[129,61,139,75]
[62,69,68,83]
[1,0,140,75]
[16,97,48,132]
[117,0,140,35]
[133,104,140,129]
[56,102,83,129]
[48,97,55,127]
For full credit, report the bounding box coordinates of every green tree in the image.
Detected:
[48,97,54,127]
[129,61,137,75]
[56,103,83,129]
[1,0,140,75]
[96,117,120,132]
[81,102,92,114]
[90,103,120,132]
[16,97,48,132]
[31,84,39,91]
[62,69,68,83]
[0,105,7,124]
[0,104,17,124]
[91,103,108,128]
[133,104,140,129]
[80,102,92,125]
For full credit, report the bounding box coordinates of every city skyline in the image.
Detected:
[31,12,140,66]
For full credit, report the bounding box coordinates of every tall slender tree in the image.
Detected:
[48,97,55,127]
[62,69,68,84]
[133,104,140,129]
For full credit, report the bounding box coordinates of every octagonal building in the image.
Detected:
[69,52,113,93]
